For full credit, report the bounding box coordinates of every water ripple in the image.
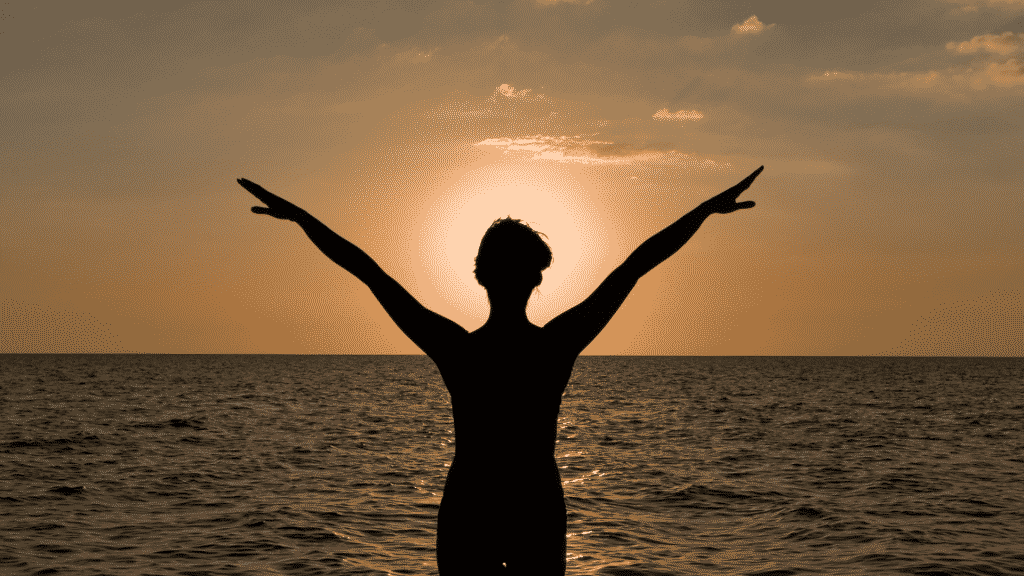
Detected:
[1,355,1022,575]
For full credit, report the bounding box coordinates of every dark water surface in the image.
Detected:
[1,355,1022,575]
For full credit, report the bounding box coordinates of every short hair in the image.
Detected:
[474,217,552,290]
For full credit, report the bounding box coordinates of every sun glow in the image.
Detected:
[418,163,607,325]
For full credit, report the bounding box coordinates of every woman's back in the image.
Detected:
[435,322,576,476]
[435,322,573,575]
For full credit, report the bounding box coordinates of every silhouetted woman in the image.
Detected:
[238,165,763,575]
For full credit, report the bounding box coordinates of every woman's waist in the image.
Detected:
[451,450,557,468]
[453,440,557,464]
[449,452,559,478]
[445,456,563,500]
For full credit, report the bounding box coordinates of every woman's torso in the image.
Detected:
[433,323,577,496]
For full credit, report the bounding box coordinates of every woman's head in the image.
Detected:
[474,217,552,292]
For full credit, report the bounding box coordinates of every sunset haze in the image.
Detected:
[2,0,1022,356]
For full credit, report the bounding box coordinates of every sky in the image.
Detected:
[1,0,1022,356]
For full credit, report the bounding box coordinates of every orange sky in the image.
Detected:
[2,1,1022,356]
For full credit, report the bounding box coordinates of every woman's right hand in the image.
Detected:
[237,178,307,222]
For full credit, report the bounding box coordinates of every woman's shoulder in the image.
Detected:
[435,324,575,368]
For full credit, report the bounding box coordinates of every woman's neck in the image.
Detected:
[483,289,535,327]
[484,305,531,327]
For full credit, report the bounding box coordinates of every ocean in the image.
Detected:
[1,355,1022,575]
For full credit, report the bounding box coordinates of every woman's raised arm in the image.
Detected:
[238,178,468,359]
[544,166,764,355]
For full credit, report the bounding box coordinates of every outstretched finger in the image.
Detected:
[737,201,756,209]
[237,178,277,203]
[738,165,764,187]
[726,166,764,198]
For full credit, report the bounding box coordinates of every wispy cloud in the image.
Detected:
[464,83,555,124]
[806,69,949,90]
[812,64,1024,91]
[492,83,546,101]
[973,58,1024,87]
[653,108,704,121]
[393,47,437,63]
[474,134,725,167]
[731,15,774,35]
[941,0,1024,6]
[808,30,1024,93]
[947,32,1024,56]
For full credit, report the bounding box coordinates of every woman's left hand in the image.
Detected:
[237,178,307,222]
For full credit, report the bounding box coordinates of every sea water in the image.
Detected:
[1,355,1022,575]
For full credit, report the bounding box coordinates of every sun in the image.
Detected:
[418,162,606,325]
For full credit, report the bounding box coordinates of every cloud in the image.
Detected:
[731,15,774,35]
[393,47,436,64]
[653,108,704,121]
[805,69,967,93]
[464,83,558,129]
[807,30,1024,93]
[947,32,1024,56]
[493,83,546,101]
[474,134,726,168]
[941,0,1024,6]
[808,67,1010,94]
[973,58,1024,87]
[475,135,645,164]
